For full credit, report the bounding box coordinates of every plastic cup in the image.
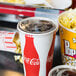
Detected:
[48,65,76,76]
[17,17,58,76]
[58,11,76,66]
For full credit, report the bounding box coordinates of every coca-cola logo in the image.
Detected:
[24,57,40,65]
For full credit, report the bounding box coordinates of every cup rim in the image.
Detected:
[58,10,76,33]
[49,0,72,9]
[17,17,58,36]
[48,65,76,76]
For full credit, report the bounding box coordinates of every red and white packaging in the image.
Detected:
[0,31,16,53]
[17,17,58,76]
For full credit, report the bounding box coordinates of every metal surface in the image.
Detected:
[0,14,18,23]
[0,26,17,32]
[53,35,62,67]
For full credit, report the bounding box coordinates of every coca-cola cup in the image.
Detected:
[48,65,76,76]
[17,17,58,76]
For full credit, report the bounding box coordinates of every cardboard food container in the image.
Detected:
[58,10,76,66]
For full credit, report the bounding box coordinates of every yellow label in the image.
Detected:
[59,25,76,66]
